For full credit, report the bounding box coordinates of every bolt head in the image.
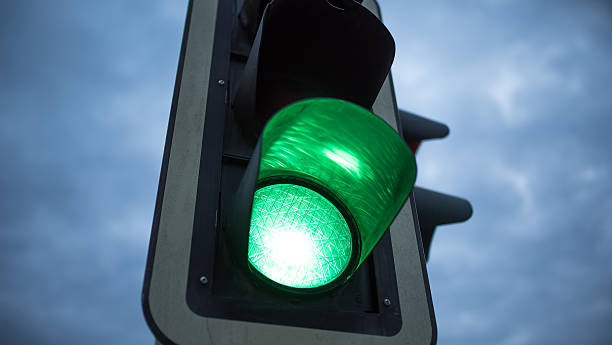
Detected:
[383,298,391,307]
[199,276,208,285]
[217,79,225,86]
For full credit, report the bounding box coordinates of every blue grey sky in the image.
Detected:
[1,0,610,344]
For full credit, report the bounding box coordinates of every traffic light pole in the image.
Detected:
[142,0,436,343]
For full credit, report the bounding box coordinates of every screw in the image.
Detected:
[217,79,225,86]
[199,275,209,285]
[383,298,391,307]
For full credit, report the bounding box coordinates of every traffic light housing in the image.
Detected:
[222,0,416,294]
[143,0,437,343]
[413,187,473,259]
[226,98,416,292]
[398,110,473,259]
[233,0,395,142]
[187,0,417,330]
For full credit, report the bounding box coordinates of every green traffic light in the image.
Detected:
[243,98,416,291]
[248,183,352,289]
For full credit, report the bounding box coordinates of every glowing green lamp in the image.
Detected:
[242,98,416,291]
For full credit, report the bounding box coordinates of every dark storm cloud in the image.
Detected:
[382,0,612,344]
[1,0,185,344]
[1,0,611,344]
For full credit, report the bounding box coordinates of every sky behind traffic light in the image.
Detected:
[1,0,611,344]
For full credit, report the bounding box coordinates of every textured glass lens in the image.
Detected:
[248,183,352,289]
[258,98,416,267]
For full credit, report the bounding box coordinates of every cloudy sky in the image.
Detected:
[1,0,611,344]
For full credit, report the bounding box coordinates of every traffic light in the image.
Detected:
[398,110,473,259]
[222,0,416,295]
[143,0,436,344]
[226,98,416,293]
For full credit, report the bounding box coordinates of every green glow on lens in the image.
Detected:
[248,183,352,289]
[322,148,360,176]
[258,98,416,268]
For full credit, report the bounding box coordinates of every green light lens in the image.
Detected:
[248,183,352,289]
[258,98,416,268]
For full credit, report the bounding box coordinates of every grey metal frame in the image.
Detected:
[142,0,436,343]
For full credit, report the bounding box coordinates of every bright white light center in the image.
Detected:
[248,183,353,289]
[266,230,315,269]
